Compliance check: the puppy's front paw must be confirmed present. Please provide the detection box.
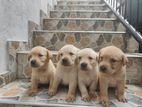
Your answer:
[89,92,97,100]
[100,97,109,107]
[48,89,56,96]
[66,94,75,102]
[81,94,90,102]
[117,95,127,103]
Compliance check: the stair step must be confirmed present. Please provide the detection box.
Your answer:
[32,30,132,51]
[0,80,142,107]
[50,10,115,18]
[57,0,103,5]
[43,18,125,31]
[54,4,108,10]
[17,50,142,84]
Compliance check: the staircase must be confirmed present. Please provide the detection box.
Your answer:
[2,0,142,107]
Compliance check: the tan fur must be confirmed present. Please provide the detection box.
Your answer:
[48,44,79,102]
[76,48,99,102]
[28,46,56,96]
[98,46,128,107]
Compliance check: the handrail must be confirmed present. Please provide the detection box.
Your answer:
[103,0,142,46]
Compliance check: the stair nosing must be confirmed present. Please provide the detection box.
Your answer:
[57,0,101,2]
[43,18,116,21]
[17,50,58,55]
[17,51,142,58]
[50,10,110,12]
[55,4,106,6]
[33,30,126,34]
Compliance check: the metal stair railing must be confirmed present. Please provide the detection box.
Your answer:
[103,0,142,46]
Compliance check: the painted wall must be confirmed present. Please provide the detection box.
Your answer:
[0,0,56,73]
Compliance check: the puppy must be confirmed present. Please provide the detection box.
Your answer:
[48,44,79,102]
[76,48,99,102]
[28,46,56,96]
[98,46,128,107]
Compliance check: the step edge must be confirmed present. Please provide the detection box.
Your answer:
[50,10,110,12]
[57,0,101,1]
[33,30,126,34]
[17,51,142,58]
[17,50,57,55]
[55,4,106,6]
[43,18,116,20]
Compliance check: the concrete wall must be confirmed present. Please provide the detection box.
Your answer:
[0,0,56,73]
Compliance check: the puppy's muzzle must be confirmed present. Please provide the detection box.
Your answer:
[80,62,88,71]
[62,58,70,66]
[30,60,39,68]
[99,65,107,73]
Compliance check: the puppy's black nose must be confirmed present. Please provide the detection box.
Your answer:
[100,65,107,73]
[62,58,69,65]
[31,60,36,66]
[81,63,87,68]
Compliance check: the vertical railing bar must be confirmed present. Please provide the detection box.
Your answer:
[137,0,139,29]
[103,0,142,46]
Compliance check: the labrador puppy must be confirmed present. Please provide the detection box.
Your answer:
[28,46,56,96]
[76,48,99,102]
[98,46,128,107]
[48,44,79,102]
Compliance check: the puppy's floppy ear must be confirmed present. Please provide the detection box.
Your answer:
[122,54,128,66]
[47,49,52,59]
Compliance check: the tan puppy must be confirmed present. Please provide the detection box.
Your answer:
[76,48,99,102]
[28,46,56,96]
[98,46,128,107]
[48,44,79,102]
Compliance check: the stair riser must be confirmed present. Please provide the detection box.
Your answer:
[32,31,138,53]
[17,52,142,85]
[57,1,103,5]
[54,5,108,10]
[50,11,115,18]
[43,19,125,31]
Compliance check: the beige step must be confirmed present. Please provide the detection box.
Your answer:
[43,18,125,31]
[50,10,115,18]
[32,30,138,53]
[54,4,108,10]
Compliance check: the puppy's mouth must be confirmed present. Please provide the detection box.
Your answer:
[80,63,88,71]
[30,60,39,68]
[61,58,71,66]
[99,65,108,73]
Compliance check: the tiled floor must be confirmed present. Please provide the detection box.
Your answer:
[0,80,142,107]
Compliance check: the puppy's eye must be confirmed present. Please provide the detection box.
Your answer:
[79,56,82,60]
[69,52,74,56]
[110,58,117,63]
[39,54,43,57]
[88,56,93,60]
